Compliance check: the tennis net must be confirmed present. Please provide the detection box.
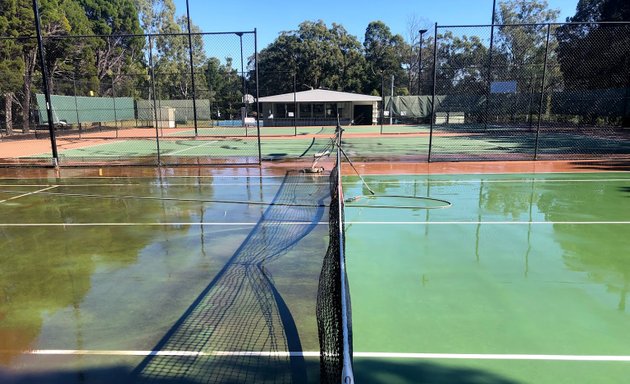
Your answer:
[316,128,355,384]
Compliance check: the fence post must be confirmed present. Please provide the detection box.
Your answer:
[380,72,384,134]
[389,74,394,125]
[534,24,551,161]
[185,0,198,136]
[293,72,297,136]
[32,0,59,167]
[483,23,497,131]
[73,77,81,138]
[428,22,438,163]
[148,35,161,165]
[112,78,119,138]
[254,29,262,164]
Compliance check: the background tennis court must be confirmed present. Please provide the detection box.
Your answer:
[3,123,627,166]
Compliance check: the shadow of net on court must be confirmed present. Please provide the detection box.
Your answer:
[132,171,329,383]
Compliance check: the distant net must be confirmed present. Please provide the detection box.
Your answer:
[316,127,355,384]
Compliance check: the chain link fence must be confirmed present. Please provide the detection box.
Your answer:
[1,22,628,166]
[0,31,260,166]
[428,22,630,161]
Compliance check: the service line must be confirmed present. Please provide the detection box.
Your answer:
[0,186,58,204]
[5,350,630,362]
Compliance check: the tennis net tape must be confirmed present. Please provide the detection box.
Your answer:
[316,150,355,384]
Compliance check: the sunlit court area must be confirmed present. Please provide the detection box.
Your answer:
[1,0,630,383]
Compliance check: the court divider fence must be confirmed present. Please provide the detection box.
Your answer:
[0,30,261,166]
[1,21,629,167]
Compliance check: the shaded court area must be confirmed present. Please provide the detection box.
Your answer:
[0,168,337,383]
[343,172,630,383]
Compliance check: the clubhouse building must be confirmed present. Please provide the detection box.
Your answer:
[257,89,381,126]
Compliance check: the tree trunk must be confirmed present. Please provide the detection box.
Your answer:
[22,48,38,134]
[22,80,31,134]
[4,93,13,135]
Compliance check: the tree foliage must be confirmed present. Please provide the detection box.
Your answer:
[256,20,366,96]
[363,21,410,95]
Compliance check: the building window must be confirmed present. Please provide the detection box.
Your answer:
[299,104,311,118]
[313,103,325,118]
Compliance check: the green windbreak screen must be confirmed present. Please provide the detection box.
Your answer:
[36,94,135,124]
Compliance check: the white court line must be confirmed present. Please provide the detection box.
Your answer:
[347,221,630,225]
[356,171,630,177]
[359,178,630,184]
[164,140,218,156]
[0,186,58,204]
[7,350,630,362]
[0,222,328,227]
[353,352,630,361]
[0,182,330,188]
[0,221,627,227]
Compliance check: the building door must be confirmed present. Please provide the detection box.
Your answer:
[353,105,372,125]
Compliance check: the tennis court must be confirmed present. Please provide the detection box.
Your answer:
[344,171,630,383]
[3,123,627,166]
[0,170,328,383]
[1,157,628,384]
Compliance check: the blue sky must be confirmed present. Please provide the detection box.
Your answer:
[173,0,580,48]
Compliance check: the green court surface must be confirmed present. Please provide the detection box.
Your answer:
[22,124,627,162]
[1,171,628,383]
[0,175,328,383]
[344,172,630,384]
[166,124,429,137]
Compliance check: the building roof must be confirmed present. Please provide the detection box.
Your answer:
[258,89,381,103]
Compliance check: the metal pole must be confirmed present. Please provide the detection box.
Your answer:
[112,79,119,138]
[484,3,497,131]
[254,29,262,164]
[32,0,59,167]
[73,77,81,138]
[428,23,438,162]
[185,0,198,136]
[390,74,394,125]
[417,29,427,95]
[293,72,297,136]
[534,24,551,161]
[380,72,384,134]
[237,32,246,133]
[148,35,161,165]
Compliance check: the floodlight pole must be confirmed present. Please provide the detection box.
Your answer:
[185,0,199,136]
[417,29,428,95]
[32,0,59,167]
